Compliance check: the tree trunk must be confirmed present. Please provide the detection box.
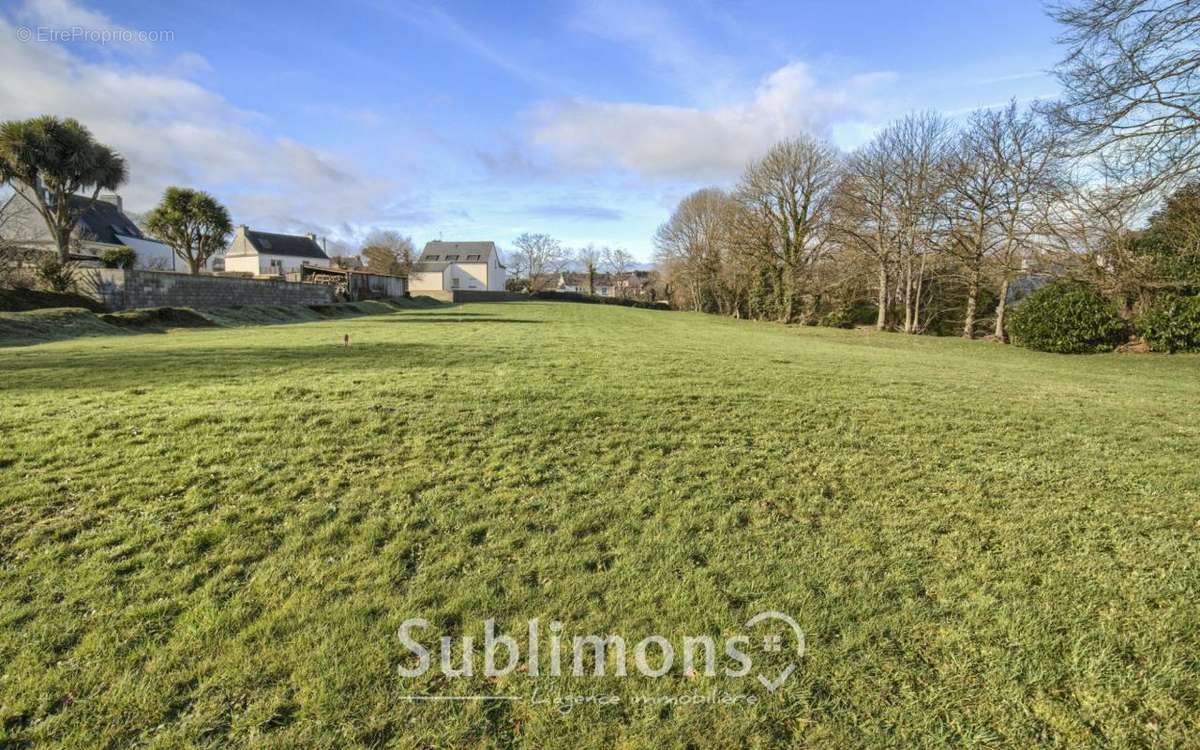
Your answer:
[902,257,914,334]
[189,257,202,275]
[913,251,928,334]
[994,278,1010,341]
[876,263,889,330]
[963,270,979,339]
[54,226,71,263]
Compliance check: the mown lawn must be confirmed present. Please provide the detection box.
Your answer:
[1,301,1197,748]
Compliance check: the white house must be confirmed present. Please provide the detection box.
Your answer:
[408,241,506,293]
[0,185,178,269]
[222,225,331,275]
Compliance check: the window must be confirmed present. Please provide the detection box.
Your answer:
[445,254,460,261]
[451,277,460,288]
[425,254,440,261]
[466,254,480,261]
[260,238,273,250]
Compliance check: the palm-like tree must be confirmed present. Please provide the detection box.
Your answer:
[0,116,128,262]
[145,187,233,275]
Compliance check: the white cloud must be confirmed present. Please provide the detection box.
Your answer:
[19,0,122,33]
[0,8,394,237]
[531,62,896,180]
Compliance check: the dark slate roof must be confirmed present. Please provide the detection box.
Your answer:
[246,230,330,260]
[69,196,144,245]
[418,240,503,267]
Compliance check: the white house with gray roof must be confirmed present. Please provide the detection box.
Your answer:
[409,240,506,293]
[222,225,332,275]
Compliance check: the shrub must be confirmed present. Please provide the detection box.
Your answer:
[1007,281,1128,353]
[99,246,137,269]
[1137,294,1200,352]
[35,258,77,293]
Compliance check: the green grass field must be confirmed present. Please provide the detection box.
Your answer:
[1,301,1197,748]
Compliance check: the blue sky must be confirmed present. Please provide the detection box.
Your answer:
[0,0,1065,260]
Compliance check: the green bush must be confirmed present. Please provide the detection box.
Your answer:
[35,258,77,293]
[1137,294,1200,352]
[1007,281,1128,353]
[99,246,137,269]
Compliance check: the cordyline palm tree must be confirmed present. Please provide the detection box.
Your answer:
[0,116,128,262]
[144,187,233,275]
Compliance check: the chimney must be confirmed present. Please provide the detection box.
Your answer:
[97,193,123,211]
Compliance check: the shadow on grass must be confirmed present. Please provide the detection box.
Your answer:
[372,316,547,324]
[0,340,534,395]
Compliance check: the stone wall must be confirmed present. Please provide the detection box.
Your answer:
[78,268,337,311]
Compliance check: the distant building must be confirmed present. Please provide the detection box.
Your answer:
[553,270,654,298]
[222,225,331,275]
[409,240,506,293]
[0,183,178,269]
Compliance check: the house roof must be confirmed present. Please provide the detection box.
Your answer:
[0,189,144,247]
[417,240,504,268]
[412,261,450,273]
[114,233,173,258]
[243,229,330,260]
[69,196,143,245]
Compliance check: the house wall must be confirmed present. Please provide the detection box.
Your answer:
[448,262,489,291]
[223,254,261,274]
[78,268,336,311]
[223,253,328,275]
[487,253,507,291]
[409,268,449,292]
[95,240,180,271]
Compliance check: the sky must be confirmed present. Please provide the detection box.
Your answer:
[0,0,1066,261]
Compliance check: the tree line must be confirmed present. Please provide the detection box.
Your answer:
[654,0,1200,343]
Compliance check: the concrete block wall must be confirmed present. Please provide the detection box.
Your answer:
[79,269,337,311]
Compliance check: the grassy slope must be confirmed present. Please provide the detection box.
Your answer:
[0,302,1197,749]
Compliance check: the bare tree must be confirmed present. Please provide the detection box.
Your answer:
[1046,0,1200,190]
[574,244,603,295]
[735,135,840,323]
[941,112,1006,338]
[979,103,1066,339]
[511,232,568,292]
[360,228,415,275]
[0,201,37,286]
[882,113,952,334]
[654,188,737,312]
[1042,176,1155,316]
[602,247,636,297]
[836,135,900,329]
